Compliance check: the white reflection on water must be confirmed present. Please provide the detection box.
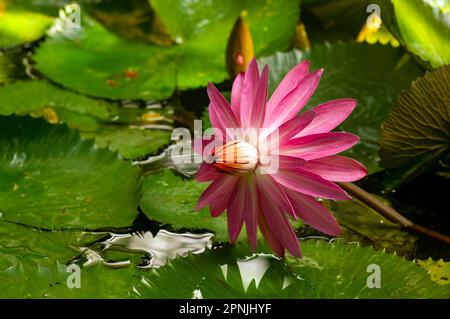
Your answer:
[81,229,214,269]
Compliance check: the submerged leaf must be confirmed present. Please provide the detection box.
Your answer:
[379,65,450,186]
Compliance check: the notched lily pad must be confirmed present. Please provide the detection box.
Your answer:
[379,65,450,187]
[0,80,173,159]
[0,115,141,228]
[34,0,300,100]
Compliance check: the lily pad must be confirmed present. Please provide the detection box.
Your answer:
[418,258,450,285]
[0,80,172,158]
[285,239,450,298]
[140,169,233,242]
[0,115,141,228]
[135,239,450,298]
[380,0,450,69]
[379,65,450,187]
[34,0,300,100]
[0,11,53,48]
[0,220,135,298]
[259,42,424,173]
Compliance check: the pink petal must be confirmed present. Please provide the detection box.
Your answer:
[271,166,350,200]
[255,174,296,219]
[297,98,356,137]
[227,176,259,247]
[193,137,214,156]
[258,190,301,257]
[258,214,285,257]
[266,60,310,116]
[240,58,259,129]
[227,184,245,243]
[265,110,315,146]
[277,155,307,169]
[264,69,323,132]
[303,155,368,182]
[195,174,238,212]
[279,132,359,160]
[283,187,341,236]
[231,73,244,114]
[207,83,241,141]
[246,64,268,129]
[195,163,221,182]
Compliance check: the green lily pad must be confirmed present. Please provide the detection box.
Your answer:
[0,220,136,298]
[417,258,450,285]
[0,11,53,48]
[34,0,300,100]
[0,80,172,158]
[381,0,450,69]
[379,65,450,188]
[140,169,233,242]
[285,239,450,298]
[0,115,141,228]
[135,239,450,298]
[259,42,424,174]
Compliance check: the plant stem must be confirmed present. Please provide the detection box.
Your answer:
[339,182,450,245]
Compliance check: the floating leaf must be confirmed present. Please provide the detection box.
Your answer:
[285,240,450,298]
[418,258,450,285]
[259,42,423,173]
[0,220,136,298]
[0,115,141,228]
[140,170,234,242]
[379,65,450,186]
[0,11,53,48]
[135,239,450,298]
[0,80,172,158]
[381,0,450,69]
[34,0,300,100]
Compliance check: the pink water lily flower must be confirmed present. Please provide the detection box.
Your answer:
[195,58,367,257]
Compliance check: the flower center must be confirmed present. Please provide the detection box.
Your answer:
[212,140,259,175]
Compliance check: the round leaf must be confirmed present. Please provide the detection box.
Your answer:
[0,115,141,228]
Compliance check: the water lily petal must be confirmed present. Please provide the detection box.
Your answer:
[240,58,259,128]
[297,98,356,137]
[207,82,241,141]
[279,132,359,160]
[284,187,341,236]
[195,174,238,211]
[258,188,301,257]
[247,64,269,129]
[195,163,222,182]
[264,69,323,131]
[231,72,244,114]
[272,166,350,200]
[255,174,296,219]
[228,176,259,247]
[303,155,368,182]
[266,60,310,116]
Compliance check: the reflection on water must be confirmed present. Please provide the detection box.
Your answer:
[235,254,272,292]
[79,229,214,269]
